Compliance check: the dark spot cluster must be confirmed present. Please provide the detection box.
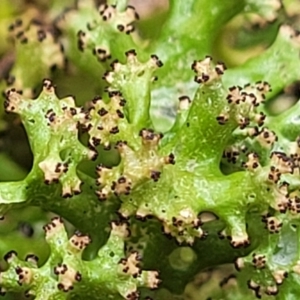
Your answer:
[230,237,250,249]
[54,263,82,292]
[227,86,247,105]
[268,166,282,184]
[257,128,278,147]
[168,216,204,242]
[96,164,111,181]
[8,19,53,45]
[99,4,138,34]
[86,91,126,148]
[262,216,283,234]
[150,54,163,68]
[43,78,54,92]
[111,176,132,196]
[96,161,134,200]
[63,183,82,198]
[45,162,68,185]
[287,195,300,214]
[119,251,141,277]
[192,57,226,84]
[8,18,23,31]
[8,18,27,44]
[15,266,32,286]
[216,81,270,129]
[255,81,272,94]
[254,112,266,127]
[150,170,161,182]
[238,116,250,129]
[221,231,250,249]
[270,151,294,175]
[222,146,243,164]
[139,128,163,146]
[4,88,22,112]
[43,217,63,233]
[70,231,91,250]
[126,291,140,300]
[193,72,209,84]
[54,263,67,275]
[242,152,260,171]
[245,267,288,298]
[252,253,266,269]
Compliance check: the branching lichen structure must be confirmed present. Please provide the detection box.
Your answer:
[1,0,300,299]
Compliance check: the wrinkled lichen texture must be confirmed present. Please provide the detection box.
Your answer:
[1,0,300,299]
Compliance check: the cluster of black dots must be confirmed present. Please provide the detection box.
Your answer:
[84,91,126,150]
[290,136,300,167]
[252,253,267,269]
[288,195,300,214]
[191,56,226,84]
[222,145,247,164]
[162,213,207,246]
[269,152,294,183]
[118,252,141,278]
[8,19,48,44]
[42,162,68,185]
[77,4,139,61]
[102,49,163,84]
[139,128,163,147]
[15,266,32,286]
[95,161,132,201]
[218,230,250,248]
[94,125,175,200]
[3,88,22,112]
[54,263,82,292]
[0,251,39,296]
[256,128,278,148]
[242,152,260,171]
[42,216,63,234]
[216,82,270,132]
[6,19,64,78]
[247,267,289,298]
[235,255,288,298]
[99,4,139,33]
[70,231,91,250]
[262,215,283,234]
[125,291,140,300]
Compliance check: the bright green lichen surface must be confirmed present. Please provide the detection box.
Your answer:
[2,0,300,299]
